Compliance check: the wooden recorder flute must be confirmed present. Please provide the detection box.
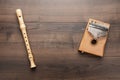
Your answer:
[16,9,36,69]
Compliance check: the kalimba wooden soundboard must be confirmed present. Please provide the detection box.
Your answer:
[79,18,110,57]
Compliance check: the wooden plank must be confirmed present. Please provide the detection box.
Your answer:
[0,57,120,80]
[0,0,119,23]
[0,14,119,23]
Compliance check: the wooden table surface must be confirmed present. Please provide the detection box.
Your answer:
[0,0,120,80]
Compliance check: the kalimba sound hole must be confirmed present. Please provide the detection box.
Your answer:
[91,39,97,45]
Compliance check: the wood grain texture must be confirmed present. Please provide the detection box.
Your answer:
[0,0,120,80]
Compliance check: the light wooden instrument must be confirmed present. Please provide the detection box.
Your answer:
[16,9,36,68]
[79,18,110,57]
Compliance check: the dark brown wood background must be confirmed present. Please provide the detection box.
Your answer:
[0,0,120,80]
